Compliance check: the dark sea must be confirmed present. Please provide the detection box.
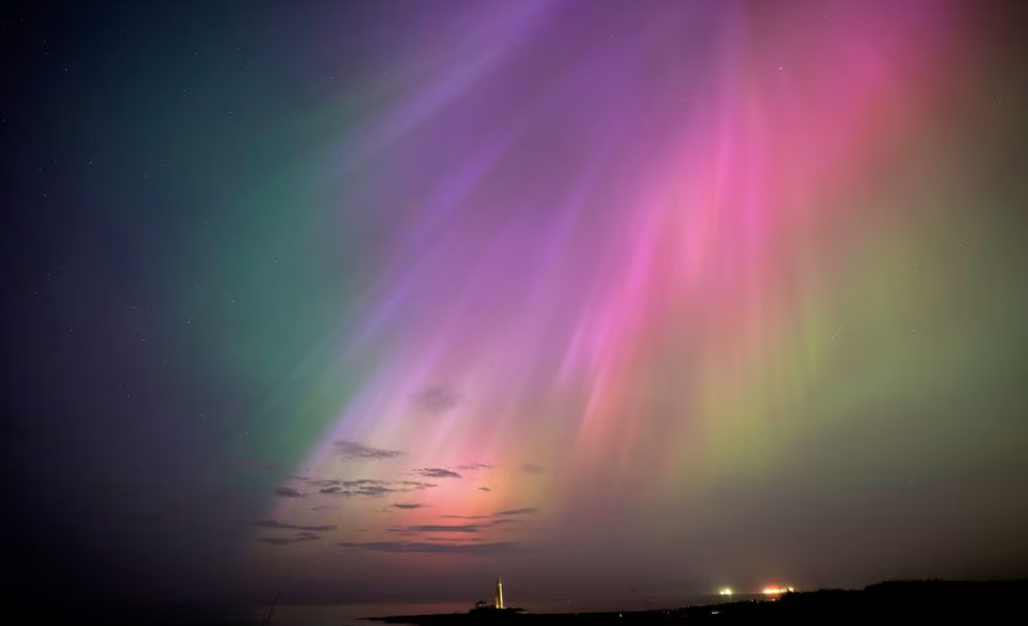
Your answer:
[101,595,754,626]
[104,602,472,626]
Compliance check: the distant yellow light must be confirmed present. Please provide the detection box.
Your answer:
[762,586,793,595]
[718,587,734,596]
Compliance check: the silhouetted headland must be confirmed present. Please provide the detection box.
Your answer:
[365,580,1028,625]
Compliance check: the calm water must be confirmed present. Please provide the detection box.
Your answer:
[108,595,757,626]
[93,602,471,626]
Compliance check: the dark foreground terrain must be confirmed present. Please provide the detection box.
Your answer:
[5,579,1025,625]
[367,580,1028,625]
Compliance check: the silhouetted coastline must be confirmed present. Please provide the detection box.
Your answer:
[365,580,1028,625]
[8,580,1026,626]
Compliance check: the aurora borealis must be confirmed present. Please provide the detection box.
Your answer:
[3,0,1028,612]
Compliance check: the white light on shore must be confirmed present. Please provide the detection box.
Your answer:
[718,587,734,596]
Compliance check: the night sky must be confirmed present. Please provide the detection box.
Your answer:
[2,0,1028,611]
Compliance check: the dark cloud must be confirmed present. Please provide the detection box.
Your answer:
[392,503,425,510]
[495,507,538,516]
[410,384,459,414]
[316,479,439,499]
[256,535,321,546]
[397,480,438,490]
[477,487,491,492]
[456,463,492,471]
[390,530,421,537]
[415,468,462,479]
[520,462,545,475]
[389,519,520,534]
[319,487,396,499]
[274,487,304,498]
[348,485,397,497]
[397,524,482,533]
[333,441,403,460]
[341,479,389,487]
[338,541,518,555]
[254,520,337,532]
[440,510,535,520]
[308,479,341,487]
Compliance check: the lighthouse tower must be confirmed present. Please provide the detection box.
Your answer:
[494,577,505,609]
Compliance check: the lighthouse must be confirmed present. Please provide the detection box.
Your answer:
[494,577,505,610]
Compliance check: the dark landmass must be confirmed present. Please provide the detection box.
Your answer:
[365,580,1028,625]
[5,579,1025,626]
